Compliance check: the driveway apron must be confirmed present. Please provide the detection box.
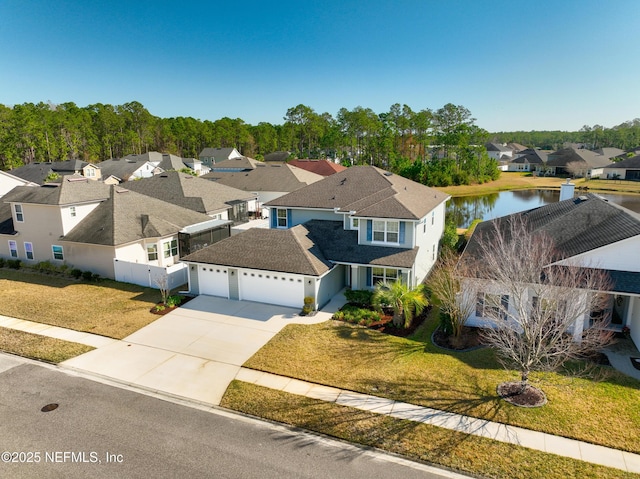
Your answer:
[62,296,329,405]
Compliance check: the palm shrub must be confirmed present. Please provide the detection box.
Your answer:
[372,281,428,328]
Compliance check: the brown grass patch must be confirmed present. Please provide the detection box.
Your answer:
[0,269,159,339]
[0,327,93,363]
[244,318,640,453]
[222,381,638,479]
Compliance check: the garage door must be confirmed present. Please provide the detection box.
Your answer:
[198,266,230,298]
[239,269,304,308]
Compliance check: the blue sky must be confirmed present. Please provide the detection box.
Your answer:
[1,0,639,132]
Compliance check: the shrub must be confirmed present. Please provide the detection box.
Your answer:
[0,258,6,268]
[7,259,21,269]
[344,289,374,307]
[70,268,83,279]
[82,270,94,281]
[166,295,183,307]
[36,261,56,273]
[337,304,382,326]
[301,305,313,315]
[439,311,453,335]
[303,296,314,306]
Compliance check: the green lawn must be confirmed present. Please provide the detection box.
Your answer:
[0,269,160,339]
[0,327,94,363]
[242,313,640,454]
[222,381,638,479]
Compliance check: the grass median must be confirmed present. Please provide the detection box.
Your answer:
[0,327,93,363]
[243,315,640,454]
[221,381,638,479]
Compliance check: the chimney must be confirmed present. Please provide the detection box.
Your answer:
[141,214,149,233]
[559,179,575,201]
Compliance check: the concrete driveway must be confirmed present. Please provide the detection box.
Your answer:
[62,295,339,405]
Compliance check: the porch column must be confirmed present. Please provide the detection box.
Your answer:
[351,266,359,290]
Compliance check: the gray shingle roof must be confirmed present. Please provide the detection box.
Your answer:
[202,163,324,192]
[181,225,333,276]
[61,186,212,246]
[9,161,91,185]
[211,156,260,170]
[97,157,155,181]
[463,194,640,263]
[121,171,255,215]
[263,151,291,162]
[546,148,611,168]
[486,143,511,152]
[511,149,549,164]
[199,147,237,159]
[154,153,190,171]
[3,176,111,206]
[265,166,449,220]
[603,154,640,169]
[181,219,418,274]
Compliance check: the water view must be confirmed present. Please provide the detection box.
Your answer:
[447,190,640,228]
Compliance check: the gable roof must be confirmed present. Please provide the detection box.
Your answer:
[153,153,190,171]
[211,156,260,170]
[547,147,611,168]
[595,147,625,159]
[265,166,449,220]
[97,157,156,181]
[9,160,92,185]
[511,149,549,164]
[61,186,212,246]
[507,142,528,153]
[603,154,640,169]
[3,176,111,206]
[199,147,238,159]
[288,159,347,176]
[486,143,511,152]
[202,163,324,192]
[181,225,333,276]
[121,171,255,215]
[463,194,640,263]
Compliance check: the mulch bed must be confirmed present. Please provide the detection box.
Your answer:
[432,326,484,351]
[497,381,547,407]
[368,307,430,337]
[150,295,195,315]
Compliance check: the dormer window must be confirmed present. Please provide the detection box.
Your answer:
[14,204,23,222]
[85,168,96,178]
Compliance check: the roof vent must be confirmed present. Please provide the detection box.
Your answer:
[384,172,393,176]
[115,188,129,194]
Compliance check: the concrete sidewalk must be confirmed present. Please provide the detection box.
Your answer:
[235,368,640,475]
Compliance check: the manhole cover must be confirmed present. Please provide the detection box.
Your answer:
[41,403,59,412]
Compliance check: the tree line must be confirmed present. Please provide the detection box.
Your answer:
[0,100,501,186]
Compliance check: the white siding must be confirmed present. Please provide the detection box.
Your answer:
[554,236,640,273]
[414,200,447,284]
[238,268,305,308]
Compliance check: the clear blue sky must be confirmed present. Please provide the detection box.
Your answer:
[1,0,639,132]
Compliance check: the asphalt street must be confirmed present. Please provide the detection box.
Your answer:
[0,358,464,479]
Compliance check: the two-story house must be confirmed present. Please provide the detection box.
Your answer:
[181,166,450,309]
[1,177,228,289]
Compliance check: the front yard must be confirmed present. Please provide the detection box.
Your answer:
[237,312,640,455]
[0,269,160,339]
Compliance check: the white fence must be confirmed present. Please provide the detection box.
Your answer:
[113,260,188,290]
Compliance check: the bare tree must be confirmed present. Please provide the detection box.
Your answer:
[427,249,480,348]
[152,272,170,305]
[466,216,613,394]
[565,161,586,178]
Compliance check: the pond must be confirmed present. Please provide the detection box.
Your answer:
[447,190,640,228]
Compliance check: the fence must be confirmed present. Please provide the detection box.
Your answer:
[113,260,188,290]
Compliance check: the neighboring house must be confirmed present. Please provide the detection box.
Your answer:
[595,147,625,160]
[485,143,514,161]
[9,160,101,185]
[210,156,260,172]
[146,152,198,175]
[460,193,640,349]
[603,154,640,180]
[263,151,291,162]
[507,149,550,172]
[1,177,227,289]
[199,147,242,167]
[121,171,258,224]
[288,159,347,176]
[546,147,610,177]
[202,163,324,216]
[97,156,158,182]
[0,170,38,197]
[182,166,450,309]
[506,142,528,154]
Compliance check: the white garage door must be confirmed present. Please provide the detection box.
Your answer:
[198,266,229,298]
[239,269,304,308]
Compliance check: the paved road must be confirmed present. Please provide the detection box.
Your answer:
[0,357,465,479]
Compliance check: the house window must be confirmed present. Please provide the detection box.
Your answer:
[532,296,567,323]
[147,244,158,261]
[373,220,399,243]
[351,218,359,230]
[14,204,23,222]
[431,211,435,225]
[52,245,64,260]
[476,293,509,320]
[372,267,399,285]
[24,242,34,260]
[8,240,17,258]
[277,208,288,228]
[85,168,96,178]
[163,239,178,258]
[70,206,76,217]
